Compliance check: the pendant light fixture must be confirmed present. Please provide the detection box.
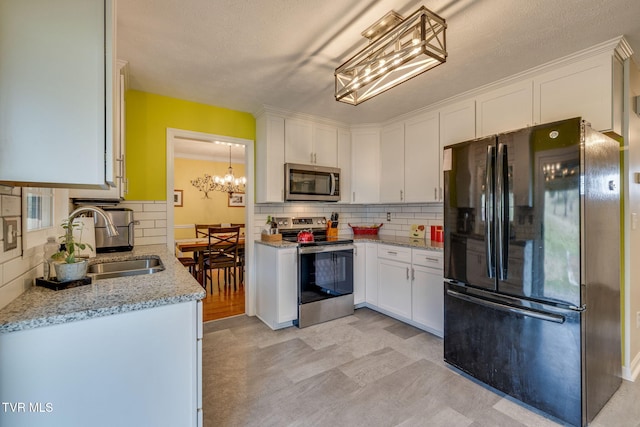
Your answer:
[335,6,447,105]
[190,143,246,198]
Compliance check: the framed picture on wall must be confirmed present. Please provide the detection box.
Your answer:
[228,192,245,207]
[174,190,183,207]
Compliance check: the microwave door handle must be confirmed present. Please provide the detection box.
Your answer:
[330,173,336,196]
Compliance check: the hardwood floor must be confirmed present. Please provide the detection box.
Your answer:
[201,268,245,322]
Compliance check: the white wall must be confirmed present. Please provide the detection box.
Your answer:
[626,59,640,380]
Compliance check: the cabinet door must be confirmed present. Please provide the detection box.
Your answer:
[337,129,352,203]
[378,259,412,319]
[350,128,380,203]
[379,123,405,203]
[285,117,314,164]
[533,53,618,133]
[412,265,444,336]
[278,248,298,323]
[440,99,476,148]
[365,243,379,305]
[476,80,533,137]
[0,0,114,187]
[313,123,338,167]
[353,243,366,305]
[405,112,440,202]
[256,114,285,202]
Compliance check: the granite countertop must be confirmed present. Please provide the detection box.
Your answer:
[0,245,205,334]
[256,234,444,252]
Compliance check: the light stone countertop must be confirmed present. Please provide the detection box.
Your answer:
[0,245,205,334]
[256,234,444,251]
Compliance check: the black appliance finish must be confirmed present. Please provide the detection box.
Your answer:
[276,216,355,328]
[443,118,621,426]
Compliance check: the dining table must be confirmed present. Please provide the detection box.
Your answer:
[175,237,245,285]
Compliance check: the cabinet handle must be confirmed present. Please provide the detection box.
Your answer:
[406,267,410,280]
[434,187,437,200]
[400,190,403,201]
[425,257,439,262]
[387,251,398,256]
[439,187,442,200]
[314,153,317,164]
[411,268,415,281]
[352,191,355,202]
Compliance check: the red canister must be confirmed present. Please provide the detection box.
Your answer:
[431,225,443,242]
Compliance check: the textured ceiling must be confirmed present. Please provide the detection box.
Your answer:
[118,0,640,125]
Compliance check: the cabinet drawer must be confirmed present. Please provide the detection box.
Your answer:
[378,244,412,263]
[412,249,443,269]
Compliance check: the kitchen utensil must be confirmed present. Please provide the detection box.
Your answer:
[296,229,315,242]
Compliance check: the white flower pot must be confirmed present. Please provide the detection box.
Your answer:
[54,259,89,282]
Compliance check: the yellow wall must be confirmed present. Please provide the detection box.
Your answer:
[174,157,245,239]
[125,91,256,200]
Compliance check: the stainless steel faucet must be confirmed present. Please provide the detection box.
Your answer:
[68,206,119,237]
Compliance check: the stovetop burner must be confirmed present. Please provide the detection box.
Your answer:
[274,216,353,246]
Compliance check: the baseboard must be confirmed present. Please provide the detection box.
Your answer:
[623,351,640,381]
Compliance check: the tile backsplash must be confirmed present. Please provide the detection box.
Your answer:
[254,203,443,238]
[0,186,41,311]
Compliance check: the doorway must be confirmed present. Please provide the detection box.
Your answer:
[165,128,255,322]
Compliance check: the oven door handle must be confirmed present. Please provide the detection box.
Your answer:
[298,244,355,254]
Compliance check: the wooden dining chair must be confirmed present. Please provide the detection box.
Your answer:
[195,223,221,238]
[202,226,240,293]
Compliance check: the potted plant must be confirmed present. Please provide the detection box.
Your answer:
[51,219,93,282]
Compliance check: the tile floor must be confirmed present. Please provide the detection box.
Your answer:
[202,308,640,427]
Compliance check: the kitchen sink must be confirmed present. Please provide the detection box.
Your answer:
[87,256,165,280]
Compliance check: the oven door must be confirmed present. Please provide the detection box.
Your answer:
[298,244,354,304]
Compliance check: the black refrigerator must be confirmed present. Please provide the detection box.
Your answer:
[442,117,621,426]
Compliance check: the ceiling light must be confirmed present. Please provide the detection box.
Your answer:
[335,6,447,106]
[190,144,246,198]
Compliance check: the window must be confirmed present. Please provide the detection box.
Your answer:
[25,187,54,232]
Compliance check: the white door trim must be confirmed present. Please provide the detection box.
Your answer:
[166,128,256,317]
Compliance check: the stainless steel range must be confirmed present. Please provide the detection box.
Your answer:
[275,216,354,328]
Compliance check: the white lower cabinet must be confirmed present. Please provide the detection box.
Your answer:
[0,301,201,427]
[255,244,298,329]
[411,250,444,337]
[363,243,443,336]
[378,258,412,319]
[364,243,379,305]
[353,242,366,305]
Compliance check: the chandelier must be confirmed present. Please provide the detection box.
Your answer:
[190,144,246,198]
[335,6,447,105]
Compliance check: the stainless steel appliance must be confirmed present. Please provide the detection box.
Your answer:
[284,163,341,202]
[443,118,621,427]
[276,216,354,327]
[95,208,135,253]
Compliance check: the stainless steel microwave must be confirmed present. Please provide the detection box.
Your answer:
[284,163,341,202]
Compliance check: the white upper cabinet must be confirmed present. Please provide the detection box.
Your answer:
[379,123,405,203]
[405,111,440,203]
[256,113,286,203]
[439,99,476,148]
[70,61,129,200]
[350,127,380,203]
[285,118,338,167]
[337,129,352,203]
[0,0,115,188]
[476,80,534,137]
[533,51,624,134]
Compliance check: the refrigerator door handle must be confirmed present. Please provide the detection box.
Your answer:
[485,145,495,278]
[496,142,508,280]
[446,289,566,324]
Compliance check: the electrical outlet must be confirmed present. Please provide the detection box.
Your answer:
[387,212,391,221]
